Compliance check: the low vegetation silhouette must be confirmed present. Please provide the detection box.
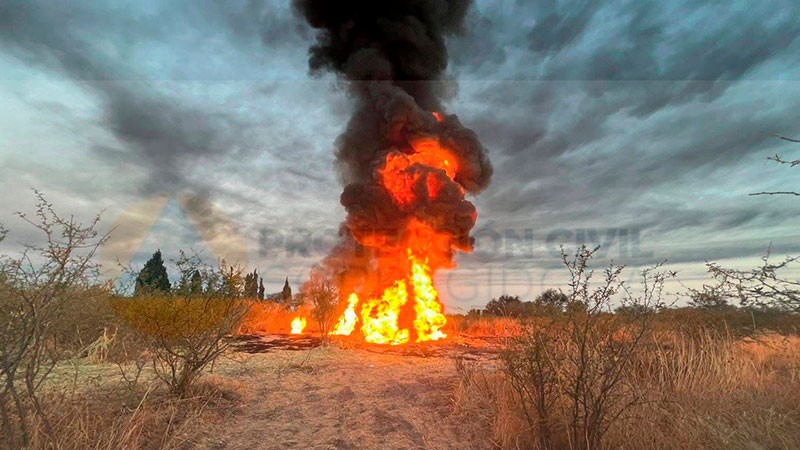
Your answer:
[1,186,799,449]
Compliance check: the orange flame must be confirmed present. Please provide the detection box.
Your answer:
[339,252,448,345]
[408,137,457,179]
[360,280,410,345]
[410,254,447,342]
[290,316,306,334]
[378,138,458,207]
[331,121,458,345]
[332,293,359,335]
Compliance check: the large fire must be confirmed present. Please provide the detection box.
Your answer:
[332,251,447,345]
[329,124,455,345]
[295,2,492,347]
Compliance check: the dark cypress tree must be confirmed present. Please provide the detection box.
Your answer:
[218,266,240,299]
[177,272,190,294]
[134,250,170,295]
[243,269,259,298]
[189,270,203,297]
[243,272,252,297]
[281,277,292,303]
[258,277,265,301]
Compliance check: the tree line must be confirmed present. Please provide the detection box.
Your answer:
[474,284,795,320]
[133,249,292,302]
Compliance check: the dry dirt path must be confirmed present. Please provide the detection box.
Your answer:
[197,336,498,450]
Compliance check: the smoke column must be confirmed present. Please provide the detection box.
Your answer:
[293,0,493,298]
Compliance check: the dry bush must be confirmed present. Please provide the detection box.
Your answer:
[112,253,250,397]
[0,192,110,448]
[0,195,250,448]
[47,286,116,355]
[457,328,800,449]
[706,248,800,312]
[457,246,673,450]
[112,295,247,398]
[304,275,339,344]
[500,247,670,449]
[457,331,800,449]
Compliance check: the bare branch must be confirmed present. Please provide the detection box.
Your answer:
[749,191,800,197]
[776,135,800,144]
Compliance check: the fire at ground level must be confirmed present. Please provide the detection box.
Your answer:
[286,249,452,346]
[230,332,503,358]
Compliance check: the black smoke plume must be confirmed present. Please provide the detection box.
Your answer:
[294,0,493,293]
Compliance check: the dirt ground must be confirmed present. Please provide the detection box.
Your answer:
[191,335,500,450]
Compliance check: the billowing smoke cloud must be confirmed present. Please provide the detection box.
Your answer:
[293,0,493,293]
[0,0,270,195]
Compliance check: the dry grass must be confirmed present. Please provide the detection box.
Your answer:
[17,374,245,450]
[455,331,800,449]
[447,315,526,337]
[10,328,800,450]
[453,359,527,449]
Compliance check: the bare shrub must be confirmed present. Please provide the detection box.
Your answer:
[719,140,800,312]
[0,191,109,447]
[500,246,673,450]
[114,254,248,398]
[457,250,800,449]
[460,330,800,450]
[706,248,800,313]
[304,275,339,344]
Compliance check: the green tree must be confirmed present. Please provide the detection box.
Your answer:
[243,269,259,298]
[217,265,243,299]
[258,277,265,300]
[281,277,292,303]
[485,294,523,317]
[135,250,170,295]
[177,268,202,297]
[189,270,203,297]
[532,289,569,316]
[689,289,729,309]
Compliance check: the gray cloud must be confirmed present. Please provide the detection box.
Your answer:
[528,0,601,55]
[2,0,800,304]
[0,0,303,195]
[441,0,800,271]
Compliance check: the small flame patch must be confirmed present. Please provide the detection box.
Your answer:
[290,316,306,334]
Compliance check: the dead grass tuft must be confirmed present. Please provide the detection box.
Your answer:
[455,331,800,449]
[22,377,245,450]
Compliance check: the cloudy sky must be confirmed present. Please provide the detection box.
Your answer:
[1,0,799,310]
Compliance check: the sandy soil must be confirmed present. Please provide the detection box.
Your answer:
[192,335,499,450]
